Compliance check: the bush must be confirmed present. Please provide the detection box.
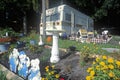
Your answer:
[0,70,7,80]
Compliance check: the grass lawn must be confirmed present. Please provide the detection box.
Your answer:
[47,35,120,53]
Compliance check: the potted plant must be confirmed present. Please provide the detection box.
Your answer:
[0,27,19,53]
[0,27,19,42]
[29,30,39,45]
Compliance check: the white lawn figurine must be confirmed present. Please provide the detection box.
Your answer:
[38,35,44,46]
[9,48,19,73]
[28,58,41,80]
[18,54,30,79]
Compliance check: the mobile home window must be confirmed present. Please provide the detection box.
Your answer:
[51,13,60,21]
[46,16,50,21]
[65,13,71,21]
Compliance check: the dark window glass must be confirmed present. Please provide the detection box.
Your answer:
[65,13,71,21]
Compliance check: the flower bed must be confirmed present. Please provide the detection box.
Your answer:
[86,55,120,80]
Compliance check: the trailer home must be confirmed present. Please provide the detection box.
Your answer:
[40,4,94,36]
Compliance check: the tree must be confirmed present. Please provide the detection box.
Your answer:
[4,0,40,34]
[74,0,120,21]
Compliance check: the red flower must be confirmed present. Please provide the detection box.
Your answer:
[60,77,65,80]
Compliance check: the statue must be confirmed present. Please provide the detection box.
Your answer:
[18,54,30,79]
[28,58,41,80]
[9,48,19,73]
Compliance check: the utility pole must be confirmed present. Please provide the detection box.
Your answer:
[71,11,74,34]
[46,0,49,9]
[38,0,46,45]
[42,0,46,40]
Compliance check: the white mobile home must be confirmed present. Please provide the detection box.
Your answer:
[40,4,94,36]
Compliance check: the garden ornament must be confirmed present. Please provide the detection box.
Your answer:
[19,50,26,55]
[38,35,44,45]
[18,54,30,78]
[9,48,19,73]
[6,32,8,36]
[12,48,19,56]
[46,29,64,63]
[28,58,41,80]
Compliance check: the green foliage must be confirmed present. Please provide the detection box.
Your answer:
[42,65,60,80]
[0,70,7,80]
[20,30,39,43]
[28,45,43,53]
[58,36,120,53]
[32,0,40,12]
[5,0,40,12]
[0,0,5,10]
[0,27,19,37]
[19,30,42,53]
[74,0,120,20]
[39,48,51,62]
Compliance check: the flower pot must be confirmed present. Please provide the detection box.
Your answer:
[0,44,7,53]
[30,40,36,45]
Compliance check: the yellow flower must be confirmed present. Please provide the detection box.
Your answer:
[86,76,91,80]
[100,62,105,66]
[45,66,49,70]
[96,65,100,70]
[51,71,54,74]
[108,58,114,63]
[108,64,114,69]
[87,68,92,73]
[41,78,48,80]
[116,61,120,66]
[103,65,108,70]
[91,76,94,80]
[93,61,96,64]
[103,70,107,73]
[102,56,107,59]
[45,66,49,72]
[108,72,114,77]
[83,46,86,48]
[45,68,49,72]
[51,65,55,69]
[55,74,60,78]
[48,72,51,75]
[90,71,95,76]
[41,78,45,80]
[96,57,100,62]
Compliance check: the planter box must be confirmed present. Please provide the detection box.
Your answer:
[0,37,11,43]
[0,44,7,54]
[0,43,10,54]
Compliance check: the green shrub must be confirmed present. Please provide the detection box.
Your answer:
[0,70,7,80]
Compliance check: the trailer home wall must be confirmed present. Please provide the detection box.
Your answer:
[40,4,94,36]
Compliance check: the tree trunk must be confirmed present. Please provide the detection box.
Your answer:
[23,12,27,35]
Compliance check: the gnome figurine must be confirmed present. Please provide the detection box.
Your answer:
[18,54,30,78]
[9,48,19,73]
[28,58,41,80]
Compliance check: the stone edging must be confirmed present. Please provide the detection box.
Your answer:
[0,64,24,80]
